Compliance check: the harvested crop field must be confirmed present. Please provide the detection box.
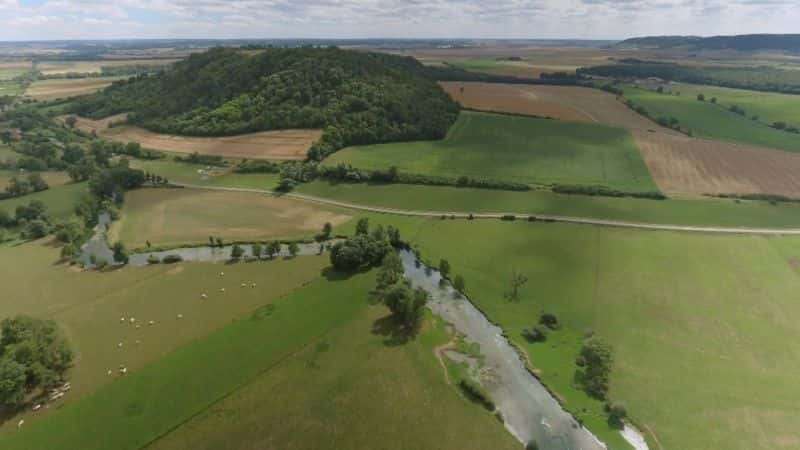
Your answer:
[25,77,122,100]
[635,131,800,197]
[71,115,321,160]
[110,188,352,248]
[441,82,671,132]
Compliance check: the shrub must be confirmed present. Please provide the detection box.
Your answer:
[522,325,549,342]
[162,254,183,264]
[230,244,245,260]
[525,441,540,450]
[552,184,666,200]
[500,215,516,221]
[577,337,614,400]
[539,312,560,329]
[147,255,160,265]
[95,258,109,270]
[607,402,627,429]
[458,379,495,411]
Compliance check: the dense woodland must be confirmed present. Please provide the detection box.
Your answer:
[70,47,461,160]
[580,62,800,94]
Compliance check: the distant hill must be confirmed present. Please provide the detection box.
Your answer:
[617,34,800,53]
[70,47,460,160]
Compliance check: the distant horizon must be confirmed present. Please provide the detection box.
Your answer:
[1,33,799,45]
[2,0,798,42]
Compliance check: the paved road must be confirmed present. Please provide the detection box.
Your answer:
[173,183,800,236]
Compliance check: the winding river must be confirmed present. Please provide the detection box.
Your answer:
[399,249,608,450]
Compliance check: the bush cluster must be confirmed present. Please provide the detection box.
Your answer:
[551,184,666,200]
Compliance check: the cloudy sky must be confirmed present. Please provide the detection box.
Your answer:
[1,0,797,41]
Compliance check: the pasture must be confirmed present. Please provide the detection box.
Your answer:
[109,188,352,248]
[72,116,321,160]
[25,77,123,101]
[0,265,518,450]
[0,182,87,221]
[667,82,800,127]
[411,219,800,450]
[0,242,328,433]
[129,159,281,191]
[623,85,800,152]
[298,181,800,228]
[325,111,659,192]
[0,170,72,190]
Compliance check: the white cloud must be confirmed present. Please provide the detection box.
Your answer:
[0,0,798,40]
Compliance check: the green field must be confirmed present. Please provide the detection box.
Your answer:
[409,219,800,450]
[110,188,353,248]
[0,170,72,190]
[665,82,800,127]
[0,80,25,96]
[623,85,800,151]
[0,242,329,425]
[298,181,800,229]
[0,257,518,450]
[0,145,20,164]
[130,158,281,190]
[325,111,660,192]
[0,182,87,221]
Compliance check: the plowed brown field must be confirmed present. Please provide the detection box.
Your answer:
[634,131,800,197]
[68,115,321,160]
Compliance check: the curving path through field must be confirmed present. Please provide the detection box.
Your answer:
[172,183,800,235]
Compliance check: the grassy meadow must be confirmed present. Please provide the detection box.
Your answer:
[130,158,281,190]
[325,111,660,192]
[0,170,72,190]
[298,181,800,229]
[0,182,87,221]
[0,263,518,450]
[110,188,353,248]
[409,219,800,450]
[666,82,800,126]
[623,85,800,151]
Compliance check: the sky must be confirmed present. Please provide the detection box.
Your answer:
[0,0,798,41]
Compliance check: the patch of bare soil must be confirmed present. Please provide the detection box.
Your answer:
[634,131,800,197]
[68,115,320,160]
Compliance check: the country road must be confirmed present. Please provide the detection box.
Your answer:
[173,183,800,236]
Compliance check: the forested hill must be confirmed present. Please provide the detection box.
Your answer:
[617,34,800,53]
[70,47,460,160]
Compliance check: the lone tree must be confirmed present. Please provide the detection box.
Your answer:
[266,241,282,259]
[438,259,451,279]
[231,244,245,260]
[375,253,429,333]
[112,242,129,264]
[505,269,528,302]
[322,222,333,239]
[251,243,262,259]
[696,93,705,102]
[453,275,466,294]
[577,337,614,400]
[64,115,77,128]
[288,242,300,257]
[355,218,369,235]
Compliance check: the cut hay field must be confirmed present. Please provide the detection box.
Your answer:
[109,188,352,248]
[36,59,180,76]
[623,85,800,152]
[0,241,328,433]
[634,132,800,197]
[411,219,800,450]
[72,116,321,160]
[0,260,518,450]
[298,181,800,229]
[0,182,87,221]
[440,82,663,132]
[25,77,123,101]
[325,111,659,192]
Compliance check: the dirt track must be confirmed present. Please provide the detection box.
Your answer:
[175,183,800,236]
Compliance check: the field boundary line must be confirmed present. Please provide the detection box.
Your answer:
[171,183,800,235]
